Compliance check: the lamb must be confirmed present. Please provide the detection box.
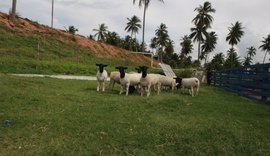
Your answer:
[96,63,108,92]
[115,66,141,96]
[174,77,200,97]
[139,66,161,97]
[158,75,176,91]
[109,71,120,91]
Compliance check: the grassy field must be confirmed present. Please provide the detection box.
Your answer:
[1,74,270,155]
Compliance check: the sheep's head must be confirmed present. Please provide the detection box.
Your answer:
[96,64,108,73]
[139,66,148,78]
[115,66,128,78]
[174,77,182,89]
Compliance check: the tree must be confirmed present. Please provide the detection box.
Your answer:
[192,1,216,28]
[106,31,121,46]
[224,48,241,68]
[93,23,108,41]
[190,25,208,61]
[179,35,193,68]
[209,53,225,70]
[68,26,78,35]
[201,31,218,65]
[125,15,141,50]
[191,1,215,63]
[243,46,256,66]
[226,21,244,68]
[133,0,164,51]
[10,0,17,21]
[51,0,54,28]
[155,23,170,62]
[259,34,270,64]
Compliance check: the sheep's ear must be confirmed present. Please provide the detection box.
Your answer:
[96,64,100,66]
[124,67,128,70]
[115,67,119,69]
[104,64,108,67]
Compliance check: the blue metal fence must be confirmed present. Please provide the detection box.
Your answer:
[210,63,270,104]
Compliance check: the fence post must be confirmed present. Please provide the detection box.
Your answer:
[261,65,268,101]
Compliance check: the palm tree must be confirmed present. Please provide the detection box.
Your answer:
[224,48,241,68]
[259,34,270,64]
[93,23,108,42]
[201,31,218,64]
[133,0,164,51]
[243,46,256,66]
[10,0,17,21]
[180,35,193,56]
[125,15,141,50]
[210,53,225,70]
[190,25,208,61]
[192,1,216,28]
[226,21,244,48]
[226,21,244,68]
[191,1,215,64]
[155,23,170,62]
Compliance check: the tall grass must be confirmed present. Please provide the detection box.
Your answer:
[1,74,270,155]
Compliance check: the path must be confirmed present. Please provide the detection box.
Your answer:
[10,74,98,81]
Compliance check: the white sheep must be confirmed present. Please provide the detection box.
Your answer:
[109,71,120,91]
[174,77,200,97]
[139,66,161,97]
[96,63,108,92]
[158,75,176,91]
[116,66,141,96]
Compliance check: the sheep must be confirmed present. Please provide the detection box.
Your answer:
[96,63,108,92]
[110,68,141,91]
[139,66,161,97]
[174,77,200,97]
[158,75,176,91]
[109,71,120,91]
[115,66,141,96]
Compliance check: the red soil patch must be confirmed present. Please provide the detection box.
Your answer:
[0,12,159,67]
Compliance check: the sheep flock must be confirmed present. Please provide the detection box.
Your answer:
[96,64,200,97]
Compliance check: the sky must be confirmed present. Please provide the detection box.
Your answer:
[1,0,270,64]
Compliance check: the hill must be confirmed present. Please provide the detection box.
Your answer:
[0,12,158,75]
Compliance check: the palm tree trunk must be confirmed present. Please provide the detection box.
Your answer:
[198,40,201,64]
[263,51,267,64]
[142,2,147,52]
[231,45,233,68]
[11,0,17,21]
[51,0,54,28]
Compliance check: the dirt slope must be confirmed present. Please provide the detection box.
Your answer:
[0,12,159,66]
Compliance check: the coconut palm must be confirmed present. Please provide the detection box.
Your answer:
[190,25,208,61]
[243,46,256,66]
[224,48,241,68]
[201,31,218,64]
[226,21,244,48]
[125,15,141,50]
[192,1,216,28]
[191,1,215,65]
[51,0,54,28]
[180,35,193,56]
[133,0,164,51]
[155,23,170,62]
[259,34,270,64]
[93,23,108,41]
[210,53,225,70]
[226,21,244,68]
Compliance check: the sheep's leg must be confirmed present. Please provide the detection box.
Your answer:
[196,85,199,96]
[191,87,194,97]
[119,85,124,95]
[147,85,151,97]
[97,82,100,91]
[157,83,161,95]
[102,81,105,92]
[125,84,129,96]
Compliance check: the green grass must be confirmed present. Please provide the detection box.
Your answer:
[1,74,270,155]
[0,24,152,75]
